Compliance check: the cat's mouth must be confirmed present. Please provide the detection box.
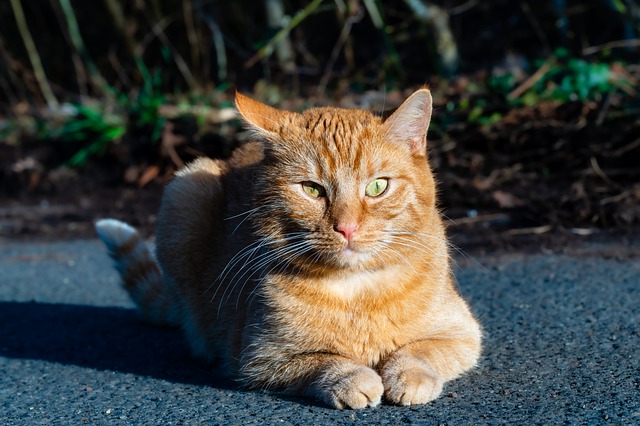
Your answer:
[291,235,380,271]
[341,247,360,256]
[335,244,374,267]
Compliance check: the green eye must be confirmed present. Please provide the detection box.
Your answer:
[365,178,388,197]
[301,181,326,198]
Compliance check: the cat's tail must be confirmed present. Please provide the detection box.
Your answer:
[95,219,179,326]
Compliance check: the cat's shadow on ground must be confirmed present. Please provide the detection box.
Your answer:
[0,301,235,389]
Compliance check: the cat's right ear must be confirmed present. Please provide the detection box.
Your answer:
[235,92,287,135]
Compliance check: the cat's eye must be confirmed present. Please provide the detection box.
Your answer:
[301,181,326,198]
[365,178,389,197]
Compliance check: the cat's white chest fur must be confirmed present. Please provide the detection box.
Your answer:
[320,266,404,301]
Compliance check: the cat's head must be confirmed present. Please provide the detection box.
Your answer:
[236,88,443,274]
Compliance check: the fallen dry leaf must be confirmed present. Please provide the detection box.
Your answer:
[138,165,160,187]
[492,190,524,208]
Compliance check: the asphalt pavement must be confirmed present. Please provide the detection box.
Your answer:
[1,237,639,425]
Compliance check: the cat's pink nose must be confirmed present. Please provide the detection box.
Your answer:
[334,222,359,242]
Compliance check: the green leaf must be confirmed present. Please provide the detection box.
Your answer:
[468,106,483,122]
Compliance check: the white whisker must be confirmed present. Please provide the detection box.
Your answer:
[380,236,450,282]
[240,244,316,309]
[227,240,311,310]
[212,233,311,316]
[224,205,264,221]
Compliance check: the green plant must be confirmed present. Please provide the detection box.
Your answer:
[123,67,167,143]
[517,49,633,104]
[47,104,126,167]
[47,66,168,168]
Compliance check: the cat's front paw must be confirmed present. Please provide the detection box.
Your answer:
[315,365,384,409]
[381,356,443,406]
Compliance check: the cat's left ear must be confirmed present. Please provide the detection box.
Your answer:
[383,88,432,157]
[235,91,289,134]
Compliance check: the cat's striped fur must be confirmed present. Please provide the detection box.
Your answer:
[96,88,482,409]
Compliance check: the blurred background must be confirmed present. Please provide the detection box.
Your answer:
[1,0,639,247]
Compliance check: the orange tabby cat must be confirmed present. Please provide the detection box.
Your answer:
[95,88,481,409]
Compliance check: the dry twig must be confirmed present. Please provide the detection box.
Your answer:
[403,0,458,74]
[318,5,364,93]
[57,0,111,96]
[503,225,552,236]
[245,0,324,69]
[10,0,58,108]
[590,156,618,187]
[194,0,227,81]
[508,61,551,100]
[583,39,640,56]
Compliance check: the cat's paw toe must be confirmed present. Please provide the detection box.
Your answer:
[382,358,443,406]
[320,366,384,409]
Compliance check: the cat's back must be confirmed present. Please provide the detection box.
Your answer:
[160,140,263,220]
[155,141,263,283]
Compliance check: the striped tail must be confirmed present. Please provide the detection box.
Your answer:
[95,219,179,326]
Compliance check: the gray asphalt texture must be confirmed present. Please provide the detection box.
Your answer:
[1,238,639,425]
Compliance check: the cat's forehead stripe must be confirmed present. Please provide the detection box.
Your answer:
[302,110,374,171]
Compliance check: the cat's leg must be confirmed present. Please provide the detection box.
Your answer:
[243,353,384,409]
[305,355,384,409]
[380,332,481,406]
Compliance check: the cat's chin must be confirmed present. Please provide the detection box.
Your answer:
[334,247,375,269]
